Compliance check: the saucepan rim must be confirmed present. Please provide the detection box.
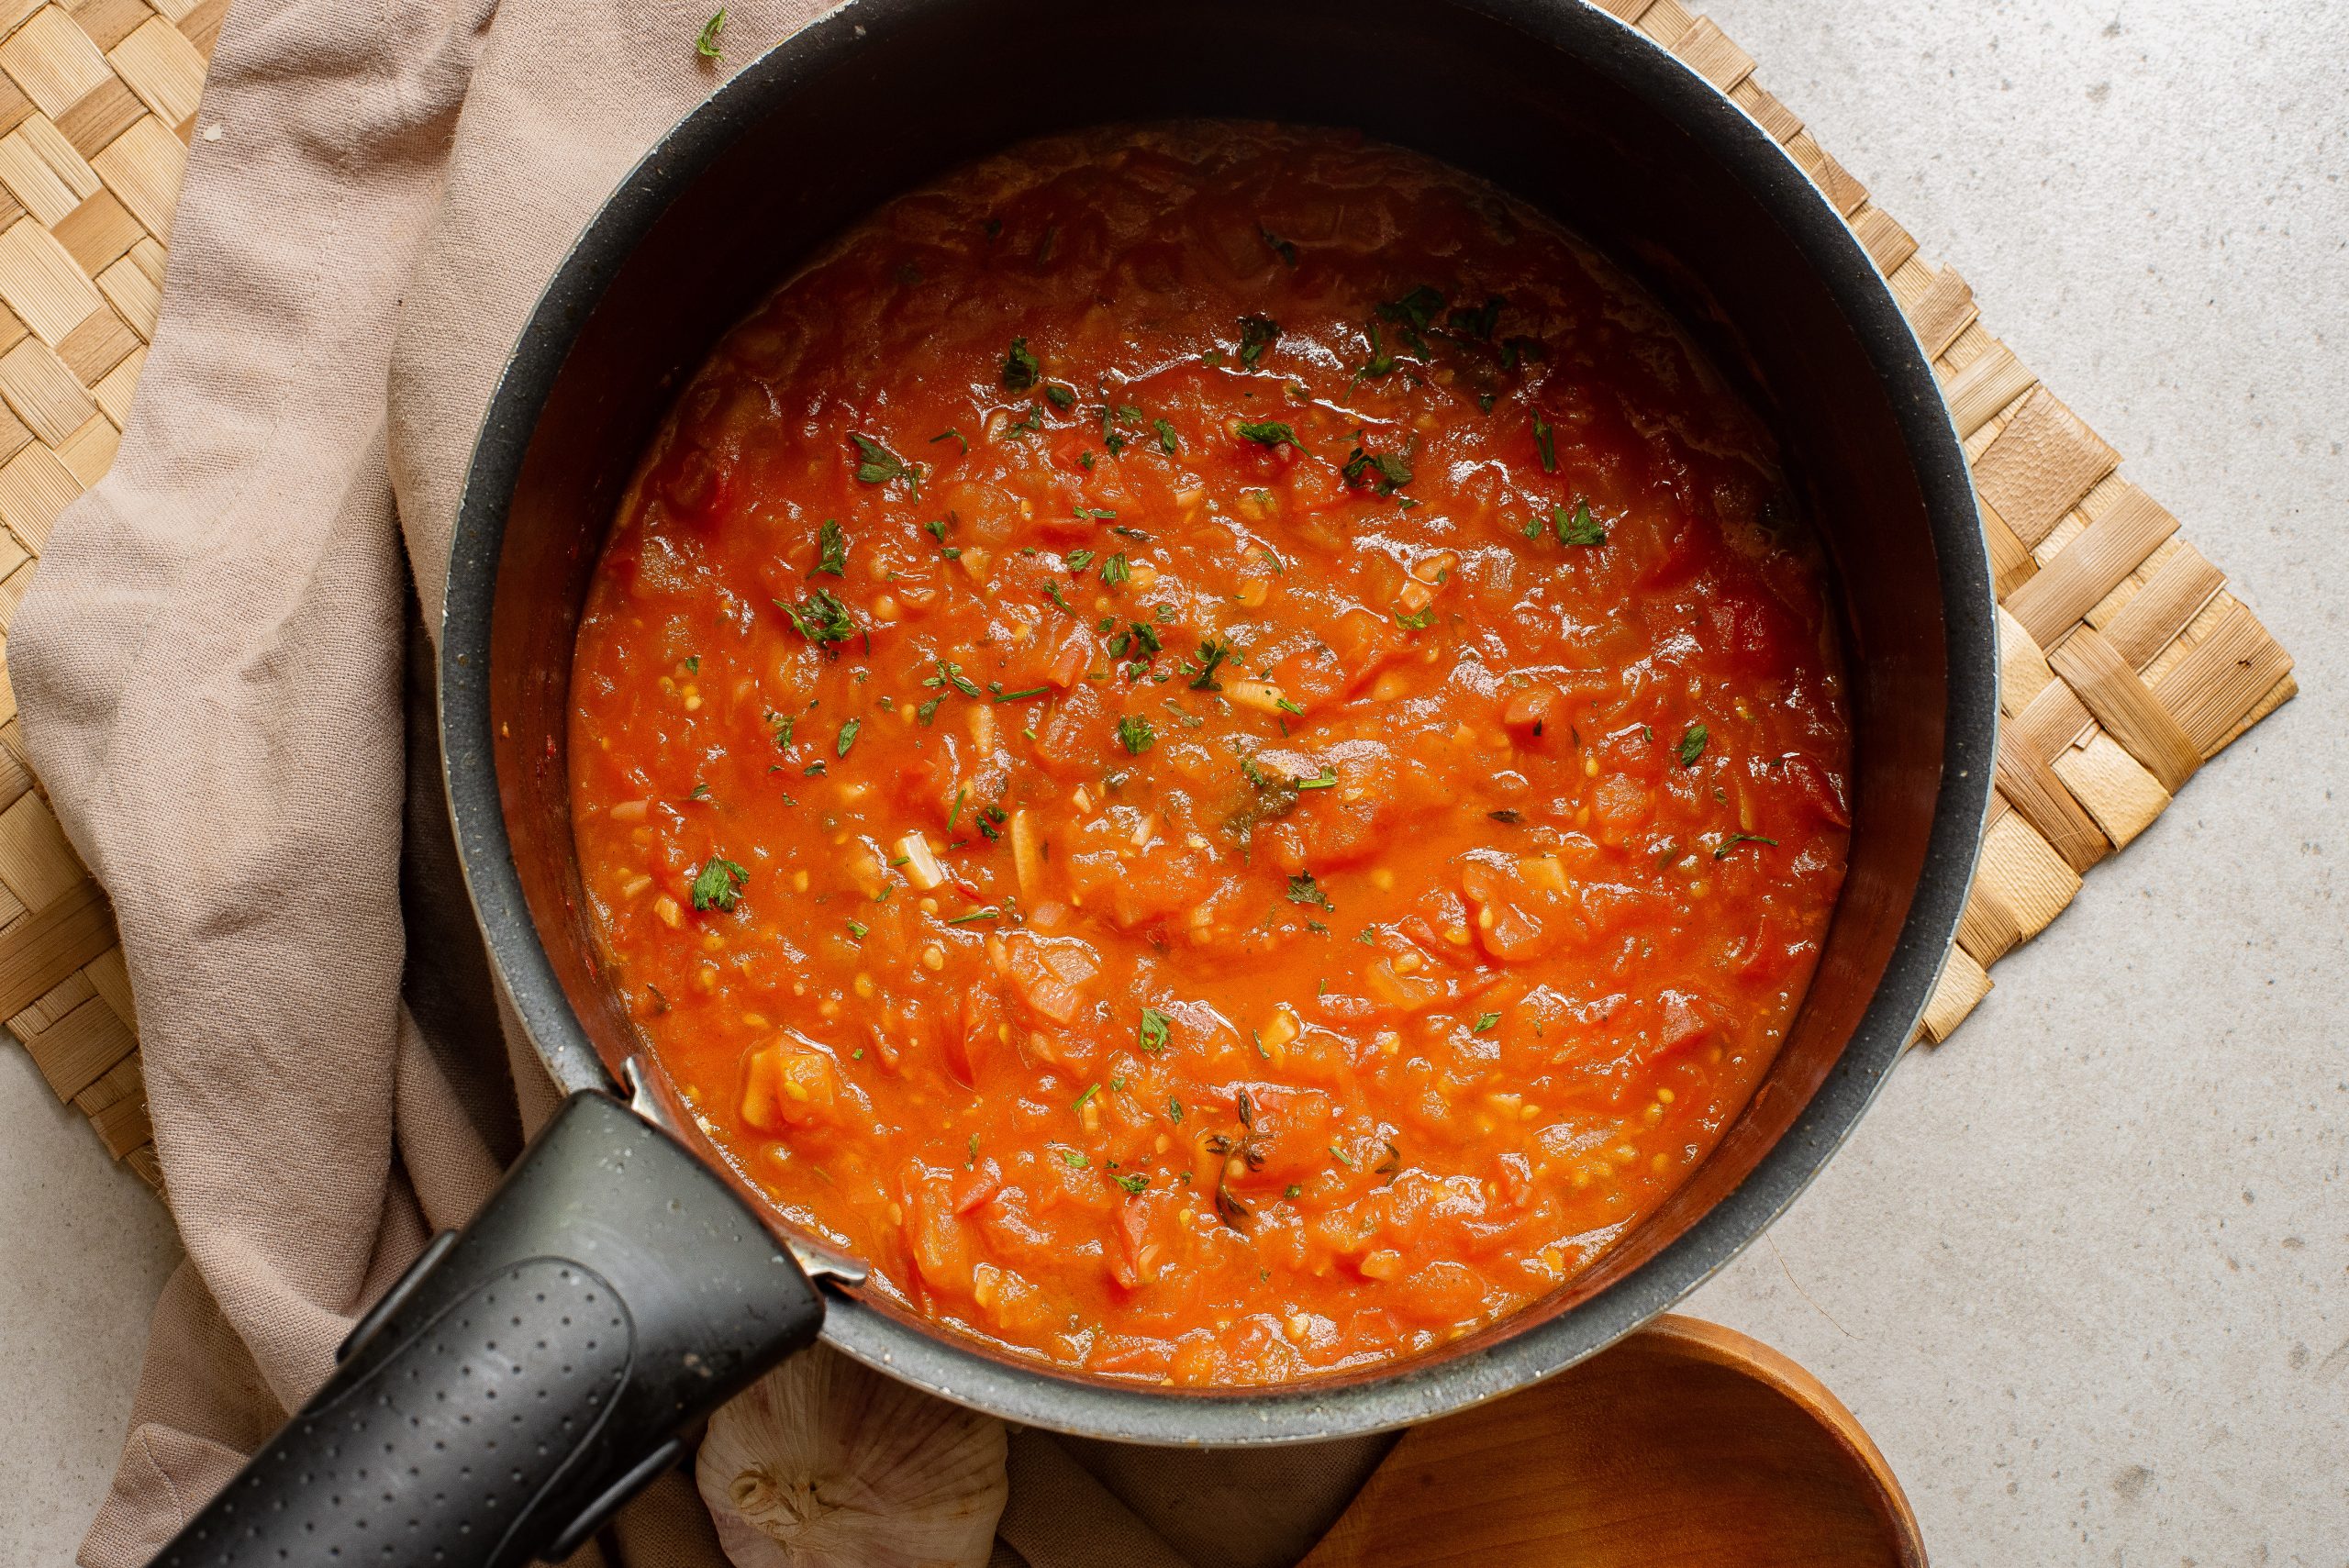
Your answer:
[439,0,1997,1444]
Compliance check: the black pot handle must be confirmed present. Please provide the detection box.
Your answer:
[152,1089,828,1568]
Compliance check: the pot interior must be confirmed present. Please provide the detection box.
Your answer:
[453,0,1992,1440]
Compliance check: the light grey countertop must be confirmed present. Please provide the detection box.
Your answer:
[3,1,2342,1562]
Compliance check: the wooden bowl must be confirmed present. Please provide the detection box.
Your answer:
[1299,1314,1926,1568]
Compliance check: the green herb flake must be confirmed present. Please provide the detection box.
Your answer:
[1100,552,1131,586]
[1448,294,1505,340]
[845,918,869,940]
[689,855,748,912]
[774,587,857,645]
[1002,337,1040,393]
[1532,410,1556,473]
[1286,871,1334,912]
[1166,1094,1185,1122]
[816,518,849,576]
[1714,831,1780,859]
[1042,580,1076,615]
[1341,444,1413,495]
[837,717,862,758]
[694,7,725,59]
[1473,1011,1502,1033]
[1065,548,1095,571]
[944,907,1000,926]
[1117,714,1155,755]
[850,433,919,493]
[1139,1006,1174,1052]
[1073,1084,1098,1113]
[930,427,968,455]
[1260,226,1297,266]
[1116,1172,1149,1195]
[1555,499,1606,546]
[1058,1147,1089,1169]
[1395,607,1436,632]
[1677,724,1709,768]
[1296,765,1338,789]
[1044,383,1076,410]
[1238,315,1281,368]
[1236,419,1304,450]
[1188,637,1233,691]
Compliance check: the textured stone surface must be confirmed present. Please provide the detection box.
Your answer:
[2,2,2343,1563]
[1686,3,2349,1563]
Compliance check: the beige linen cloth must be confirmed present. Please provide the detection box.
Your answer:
[9,1,1391,1563]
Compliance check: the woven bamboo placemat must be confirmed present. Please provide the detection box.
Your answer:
[0,0,2296,1199]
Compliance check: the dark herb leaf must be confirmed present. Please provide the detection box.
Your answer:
[1235,420,1304,450]
[816,518,849,576]
[1238,315,1281,368]
[690,855,747,912]
[1002,337,1040,393]
[851,433,919,493]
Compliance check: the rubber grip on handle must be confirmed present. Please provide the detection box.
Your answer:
[154,1091,824,1568]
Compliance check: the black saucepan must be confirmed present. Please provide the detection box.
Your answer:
[157,2,1994,1562]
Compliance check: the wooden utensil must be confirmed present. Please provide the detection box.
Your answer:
[1299,1314,1925,1568]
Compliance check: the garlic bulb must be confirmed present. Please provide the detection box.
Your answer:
[697,1346,1008,1568]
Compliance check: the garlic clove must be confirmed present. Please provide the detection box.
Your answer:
[697,1345,1008,1568]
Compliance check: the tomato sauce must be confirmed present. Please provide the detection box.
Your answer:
[568,124,1852,1385]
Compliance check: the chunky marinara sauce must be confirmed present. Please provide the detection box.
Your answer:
[569,124,1852,1385]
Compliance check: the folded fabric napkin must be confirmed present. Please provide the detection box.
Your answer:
[9,0,1385,1562]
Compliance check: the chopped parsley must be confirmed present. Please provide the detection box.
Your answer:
[1352,323,1397,386]
[929,427,967,455]
[1042,580,1076,615]
[1286,871,1334,912]
[1115,1172,1149,1195]
[1296,765,1338,789]
[1555,499,1606,546]
[1100,552,1131,586]
[837,717,861,758]
[1395,607,1436,631]
[850,433,918,493]
[1153,418,1179,455]
[1473,1011,1502,1033]
[1187,637,1233,690]
[1116,714,1155,754]
[1065,548,1095,571]
[1236,419,1304,450]
[1260,226,1297,266]
[1341,444,1412,495]
[1138,1007,1174,1052]
[1376,284,1445,355]
[1044,383,1076,410]
[1715,831,1780,859]
[1238,315,1281,368]
[925,659,981,699]
[1677,724,1709,768]
[815,518,848,576]
[1531,410,1556,473]
[1448,294,1505,340]
[1001,337,1040,393]
[689,855,747,912]
[774,587,856,645]
[694,7,725,59]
